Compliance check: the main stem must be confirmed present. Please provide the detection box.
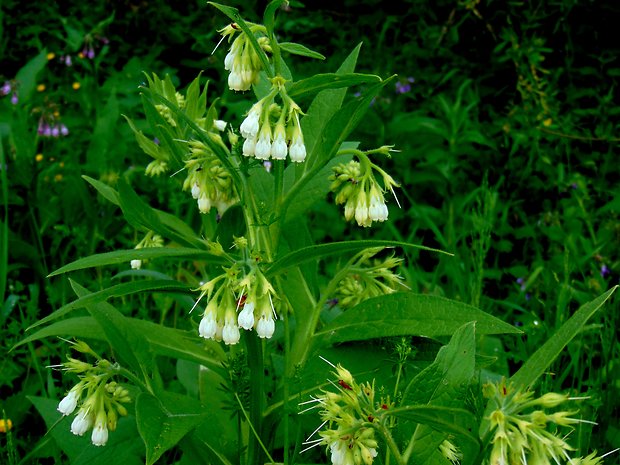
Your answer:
[246,332,265,465]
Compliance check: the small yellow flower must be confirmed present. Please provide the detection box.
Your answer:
[54,174,63,182]
[543,118,553,127]
[72,82,81,90]
[59,161,65,168]
[0,419,12,433]
[37,83,46,92]
[53,110,60,118]
[46,52,56,60]
[35,153,44,162]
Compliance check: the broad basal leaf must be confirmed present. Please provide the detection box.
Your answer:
[313,293,521,345]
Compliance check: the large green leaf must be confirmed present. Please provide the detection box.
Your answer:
[28,396,143,465]
[86,92,120,169]
[70,280,152,374]
[263,0,287,36]
[313,293,520,345]
[28,279,190,331]
[82,175,121,206]
[287,73,381,100]
[15,316,103,347]
[510,285,618,388]
[310,77,394,169]
[302,43,361,170]
[48,247,227,277]
[117,177,206,249]
[15,50,48,102]
[279,42,325,61]
[267,240,448,276]
[401,323,479,465]
[16,315,227,377]
[136,391,210,465]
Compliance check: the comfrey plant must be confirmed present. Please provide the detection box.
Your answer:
[18,2,617,465]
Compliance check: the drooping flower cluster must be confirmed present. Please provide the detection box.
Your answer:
[334,248,404,309]
[54,341,131,447]
[330,148,399,227]
[1,80,19,104]
[194,245,278,344]
[38,119,69,137]
[182,140,238,215]
[239,84,307,163]
[300,359,383,465]
[219,23,271,92]
[129,230,164,270]
[483,379,605,465]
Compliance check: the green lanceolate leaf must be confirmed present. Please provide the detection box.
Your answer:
[15,316,103,348]
[69,280,153,375]
[27,279,190,331]
[279,42,326,61]
[82,175,121,206]
[263,0,287,35]
[86,92,120,169]
[117,177,207,249]
[310,76,394,169]
[287,73,381,100]
[313,293,521,345]
[15,315,228,377]
[136,391,211,465]
[267,240,449,276]
[302,43,362,172]
[48,247,228,277]
[15,50,48,102]
[184,74,208,122]
[510,285,618,388]
[125,116,168,162]
[402,322,479,465]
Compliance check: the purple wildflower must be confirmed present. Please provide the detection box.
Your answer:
[153,137,160,145]
[60,124,69,136]
[64,55,73,67]
[1,82,11,95]
[601,265,610,278]
[10,93,18,105]
[51,125,60,137]
[395,82,412,94]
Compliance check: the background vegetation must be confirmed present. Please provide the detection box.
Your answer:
[1,0,619,463]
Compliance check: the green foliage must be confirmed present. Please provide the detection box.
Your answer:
[2,0,619,464]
